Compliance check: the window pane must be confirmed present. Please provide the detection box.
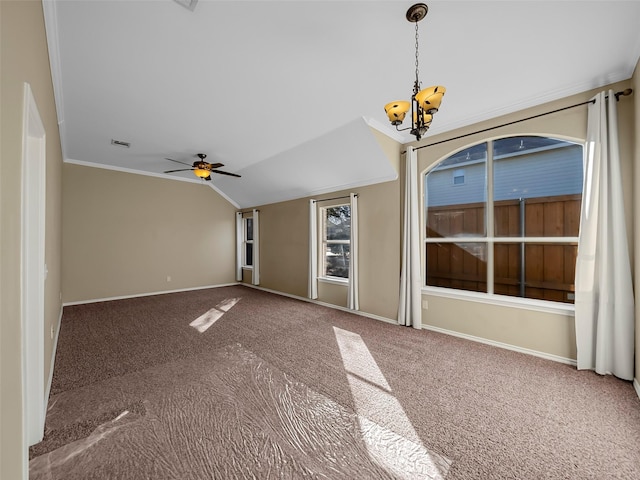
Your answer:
[425,144,487,238]
[324,243,349,278]
[494,242,576,304]
[246,218,253,241]
[493,137,583,237]
[245,242,253,266]
[325,206,351,240]
[425,242,487,293]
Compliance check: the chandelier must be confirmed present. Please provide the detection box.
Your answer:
[384,3,445,141]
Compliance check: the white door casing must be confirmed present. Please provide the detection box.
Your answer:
[21,82,46,450]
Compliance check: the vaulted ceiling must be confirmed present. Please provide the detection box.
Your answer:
[43,1,640,208]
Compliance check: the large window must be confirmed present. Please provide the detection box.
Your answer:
[243,217,253,267]
[321,205,351,279]
[424,136,583,304]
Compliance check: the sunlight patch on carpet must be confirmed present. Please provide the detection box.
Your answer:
[31,344,453,479]
[189,297,240,333]
[334,326,451,479]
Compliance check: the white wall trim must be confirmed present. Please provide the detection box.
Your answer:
[64,158,241,208]
[424,72,633,139]
[243,284,579,366]
[634,378,640,401]
[423,324,577,366]
[42,0,67,158]
[242,284,398,326]
[364,116,407,144]
[44,307,63,416]
[21,82,47,453]
[62,283,239,307]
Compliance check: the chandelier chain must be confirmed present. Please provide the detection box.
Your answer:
[414,21,420,90]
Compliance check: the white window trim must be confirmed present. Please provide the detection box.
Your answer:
[243,217,253,268]
[318,276,349,286]
[319,204,350,281]
[422,285,575,316]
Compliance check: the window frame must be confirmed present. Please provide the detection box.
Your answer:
[421,135,583,312]
[318,203,351,283]
[452,168,465,185]
[242,216,253,269]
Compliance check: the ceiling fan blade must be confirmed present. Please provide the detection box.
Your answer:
[163,168,194,173]
[208,162,224,169]
[164,157,193,167]
[211,170,241,178]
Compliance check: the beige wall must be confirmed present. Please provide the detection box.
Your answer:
[415,80,635,361]
[252,129,402,320]
[0,1,64,478]
[62,164,237,302]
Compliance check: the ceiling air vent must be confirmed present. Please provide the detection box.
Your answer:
[173,0,198,11]
[111,139,130,148]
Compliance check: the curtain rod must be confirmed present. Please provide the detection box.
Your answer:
[312,194,357,203]
[408,88,633,153]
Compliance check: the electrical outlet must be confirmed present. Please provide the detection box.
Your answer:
[50,324,55,339]
[166,275,172,282]
[422,300,429,309]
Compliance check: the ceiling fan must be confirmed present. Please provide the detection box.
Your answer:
[163,153,241,181]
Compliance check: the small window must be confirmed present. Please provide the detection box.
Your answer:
[321,205,351,279]
[243,217,253,267]
[453,169,465,185]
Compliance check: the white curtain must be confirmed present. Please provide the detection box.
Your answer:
[252,209,260,285]
[235,212,243,282]
[347,193,359,310]
[574,90,634,380]
[398,146,422,329]
[308,199,318,299]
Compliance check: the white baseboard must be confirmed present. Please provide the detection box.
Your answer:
[634,378,640,400]
[242,284,399,326]
[250,284,576,367]
[44,306,63,410]
[62,282,240,306]
[422,324,577,366]
[61,282,580,369]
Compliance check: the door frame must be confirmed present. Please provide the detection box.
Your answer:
[21,82,46,450]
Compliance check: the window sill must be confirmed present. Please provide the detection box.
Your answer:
[422,286,575,316]
[242,266,253,270]
[318,276,348,286]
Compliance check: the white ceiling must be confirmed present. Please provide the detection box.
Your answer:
[44,0,640,208]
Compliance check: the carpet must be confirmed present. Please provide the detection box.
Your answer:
[30,343,450,479]
[30,285,640,479]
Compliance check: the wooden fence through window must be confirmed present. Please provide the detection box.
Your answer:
[426,194,581,303]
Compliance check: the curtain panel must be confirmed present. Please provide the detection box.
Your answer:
[252,209,260,285]
[347,193,359,310]
[308,199,318,299]
[235,212,243,282]
[398,146,422,329]
[574,89,634,380]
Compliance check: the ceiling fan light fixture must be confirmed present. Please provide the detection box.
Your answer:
[193,168,211,179]
[384,3,445,141]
